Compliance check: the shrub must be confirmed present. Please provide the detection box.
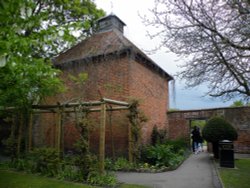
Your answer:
[164,138,188,153]
[113,157,134,171]
[202,116,238,158]
[57,165,81,181]
[28,148,62,176]
[202,116,238,142]
[140,143,185,168]
[151,125,167,146]
[105,157,138,172]
[87,171,117,187]
[9,158,31,172]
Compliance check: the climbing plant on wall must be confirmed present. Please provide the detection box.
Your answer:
[127,99,148,162]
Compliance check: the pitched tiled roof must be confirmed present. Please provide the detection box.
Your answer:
[53,29,173,81]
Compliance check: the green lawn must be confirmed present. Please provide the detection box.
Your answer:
[219,159,250,188]
[0,169,147,188]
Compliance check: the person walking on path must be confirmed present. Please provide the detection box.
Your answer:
[116,152,221,188]
[192,126,201,154]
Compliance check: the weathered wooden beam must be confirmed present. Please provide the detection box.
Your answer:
[32,101,103,109]
[102,98,130,106]
[17,113,23,157]
[90,106,129,112]
[99,103,106,174]
[128,122,133,163]
[56,109,62,153]
[33,109,56,113]
[28,113,33,152]
[65,101,104,107]
[1,99,130,112]
[32,106,129,114]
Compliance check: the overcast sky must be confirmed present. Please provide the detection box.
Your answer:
[95,0,235,110]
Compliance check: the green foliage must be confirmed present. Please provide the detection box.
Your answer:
[57,165,82,182]
[9,148,63,177]
[9,158,32,172]
[151,125,167,146]
[72,110,97,181]
[202,116,238,142]
[87,171,117,187]
[73,139,97,180]
[168,108,180,112]
[191,120,206,129]
[0,0,104,109]
[28,148,62,176]
[230,100,244,107]
[0,59,63,108]
[105,157,135,171]
[164,138,188,153]
[140,139,188,169]
[68,73,88,86]
[113,158,134,171]
[127,99,148,161]
[2,136,17,158]
[230,100,250,107]
[140,144,184,168]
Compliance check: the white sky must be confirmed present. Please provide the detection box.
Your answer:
[94,0,234,109]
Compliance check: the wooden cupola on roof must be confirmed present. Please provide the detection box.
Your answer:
[96,14,126,34]
[54,14,173,81]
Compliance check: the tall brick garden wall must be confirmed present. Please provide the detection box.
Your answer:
[167,107,250,153]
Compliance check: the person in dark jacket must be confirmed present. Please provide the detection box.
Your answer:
[191,126,201,154]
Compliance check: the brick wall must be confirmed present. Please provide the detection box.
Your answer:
[168,107,250,153]
[129,58,170,143]
[224,108,250,153]
[168,119,189,140]
[34,53,171,157]
[48,56,129,157]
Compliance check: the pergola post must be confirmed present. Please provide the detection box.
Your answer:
[99,102,106,174]
[17,112,23,157]
[28,112,33,152]
[56,108,62,153]
[128,122,133,163]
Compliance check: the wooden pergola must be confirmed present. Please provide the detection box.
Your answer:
[3,98,135,174]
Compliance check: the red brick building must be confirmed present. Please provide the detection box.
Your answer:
[39,15,173,157]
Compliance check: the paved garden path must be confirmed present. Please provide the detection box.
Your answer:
[116,152,222,188]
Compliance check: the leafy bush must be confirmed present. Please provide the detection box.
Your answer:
[140,138,188,169]
[105,157,135,171]
[9,158,32,172]
[9,148,62,177]
[164,138,188,153]
[151,125,167,146]
[114,157,135,171]
[2,137,17,159]
[202,116,238,142]
[7,146,118,186]
[28,148,62,176]
[87,171,117,187]
[73,138,98,180]
[141,144,184,168]
[202,116,238,158]
[57,165,82,182]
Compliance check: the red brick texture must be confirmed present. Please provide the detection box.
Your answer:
[129,58,170,143]
[167,107,250,153]
[36,53,171,157]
